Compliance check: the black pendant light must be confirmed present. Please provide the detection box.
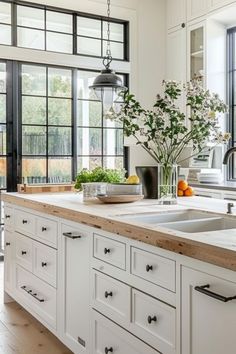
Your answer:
[89,0,127,113]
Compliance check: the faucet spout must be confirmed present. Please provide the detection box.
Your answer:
[223,147,236,165]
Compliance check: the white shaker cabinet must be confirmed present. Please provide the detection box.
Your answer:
[208,0,235,11]
[182,266,236,354]
[61,222,91,354]
[4,230,14,293]
[167,0,186,30]
[187,0,209,21]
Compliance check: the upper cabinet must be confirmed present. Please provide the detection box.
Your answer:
[187,0,209,22]
[188,22,205,83]
[209,0,235,11]
[167,0,186,30]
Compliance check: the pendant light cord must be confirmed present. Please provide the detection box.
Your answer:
[103,0,113,70]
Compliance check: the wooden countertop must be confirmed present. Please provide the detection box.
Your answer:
[3,192,236,272]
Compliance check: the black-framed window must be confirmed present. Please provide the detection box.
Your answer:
[0,0,129,60]
[227,27,236,180]
[0,62,7,189]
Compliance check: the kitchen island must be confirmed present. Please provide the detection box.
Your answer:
[2,192,236,354]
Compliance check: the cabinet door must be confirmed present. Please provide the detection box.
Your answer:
[167,0,186,30]
[187,0,209,21]
[209,0,235,11]
[4,230,14,292]
[61,223,91,354]
[182,266,236,354]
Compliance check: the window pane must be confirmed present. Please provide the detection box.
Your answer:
[48,157,71,182]
[22,158,46,183]
[22,65,46,96]
[48,68,72,98]
[0,125,6,155]
[47,32,72,54]
[103,40,124,59]
[77,36,101,56]
[77,128,102,155]
[22,96,46,125]
[0,2,11,24]
[103,107,123,128]
[77,100,102,127]
[103,22,124,42]
[48,98,72,125]
[17,5,44,29]
[48,127,72,155]
[46,11,72,33]
[22,126,46,155]
[0,24,11,45]
[0,63,6,93]
[18,27,45,50]
[77,17,101,38]
[77,70,99,100]
[77,156,102,171]
[104,156,124,169]
[0,158,6,188]
[104,129,123,155]
[0,95,6,123]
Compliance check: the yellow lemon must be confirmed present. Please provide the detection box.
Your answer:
[126,175,140,184]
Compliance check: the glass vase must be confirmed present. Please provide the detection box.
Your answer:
[157,164,178,205]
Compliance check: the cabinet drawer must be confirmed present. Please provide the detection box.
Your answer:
[36,216,58,248]
[15,265,56,329]
[93,270,130,322]
[4,205,14,229]
[15,233,33,272]
[131,247,176,292]
[33,241,57,288]
[92,310,157,354]
[93,234,126,270]
[131,289,176,354]
[15,209,36,236]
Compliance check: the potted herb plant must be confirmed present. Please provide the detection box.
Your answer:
[111,79,229,204]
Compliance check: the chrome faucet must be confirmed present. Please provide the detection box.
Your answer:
[223,147,236,165]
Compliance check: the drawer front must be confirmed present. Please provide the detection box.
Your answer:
[131,289,176,354]
[92,311,157,354]
[4,205,14,229]
[36,217,58,248]
[131,247,176,292]
[93,234,126,270]
[15,233,33,272]
[93,270,130,322]
[33,241,57,288]
[15,265,56,329]
[15,209,36,236]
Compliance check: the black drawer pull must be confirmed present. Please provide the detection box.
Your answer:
[41,262,47,267]
[104,248,111,254]
[63,232,82,239]
[22,219,28,224]
[147,315,157,324]
[195,284,236,303]
[105,347,113,354]
[21,251,27,255]
[146,264,153,272]
[105,291,113,298]
[41,227,47,232]
[5,242,10,246]
[21,286,45,302]
[5,215,10,219]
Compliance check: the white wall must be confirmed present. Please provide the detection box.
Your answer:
[0,0,166,174]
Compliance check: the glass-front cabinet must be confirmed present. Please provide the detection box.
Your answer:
[188,22,205,85]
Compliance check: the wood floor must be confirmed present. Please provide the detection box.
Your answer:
[0,262,73,354]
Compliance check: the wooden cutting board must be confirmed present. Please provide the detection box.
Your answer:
[17,183,75,194]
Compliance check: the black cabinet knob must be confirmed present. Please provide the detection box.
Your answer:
[181,22,185,28]
[147,315,157,324]
[21,251,27,255]
[5,215,10,219]
[5,242,10,246]
[105,291,113,298]
[41,227,47,232]
[146,264,153,272]
[41,262,47,267]
[104,248,111,254]
[105,347,113,354]
[22,220,28,224]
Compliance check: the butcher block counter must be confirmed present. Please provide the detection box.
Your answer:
[3,192,236,271]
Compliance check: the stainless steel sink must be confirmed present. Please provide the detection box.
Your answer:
[116,210,218,225]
